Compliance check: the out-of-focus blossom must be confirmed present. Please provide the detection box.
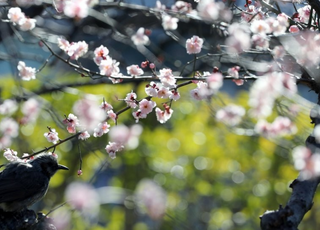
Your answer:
[162,14,179,30]
[19,18,36,31]
[78,131,90,140]
[252,34,269,50]
[250,20,271,34]
[255,116,297,137]
[131,27,150,46]
[289,25,299,33]
[296,5,311,24]
[139,99,156,115]
[3,148,21,162]
[107,110,117,123]
[93,45,109,65]
[241,5,263,22]
[21,98,41,124]
[227,66,240,79]
[186,35,204,54]
[63,113,80,134]
[272,46,286,59]
[65,182,100,218]
[0,118,19,138]
[57,37,70,52]
[17,61,36,81]
[109,124,143,150]
[127,65,144,76]
[226,23,251,54]
[93,122,110,137]
[135,179,167,220]
[216,105,245,126]
[0,99,18,115]
[7,7,24,25]
[155,105,173,123]
[67,41,88,60]
[197,0,225,21]
[44,128,59,144]
[171,1,193,13]
[63,0,89,19]
[292,146,320,180]
[125,91,138,108]
[73,96,107,133]
[207,72,223,92]
[105,141,124,159]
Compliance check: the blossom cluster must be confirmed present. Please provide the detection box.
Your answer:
[7,7,36,31]
[54,0,98,19]
[58,38,88,60]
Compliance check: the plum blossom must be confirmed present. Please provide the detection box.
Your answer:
[186,36,204,54]
[255,116,297,137]
[0,99,18,115]
[169,90,180,101]
[216,105,245,126]
[63,113,80,134]
[107,110,117,123]
[0,118,19,138]
[296,5,311,24]
[17,61,36,81]
[252,34,269,50]
[272,46,286,59]
[250,20,271,34]
[207,72,223,92]
[226,23,251,54]
[155,105,173,124]
[171,1,193,13]
[109,124,143,150]
[3,148,21,162]
[21,98,41,124]
[19,17,36,31]
[8,7,24,25]
[44,128,59,144]
[162,14,179,30]
[63,0,89,19]
[65,182,100,217]
[57,38,88,60]
[57,38,70,52]
[131,27,150,46]
[132,110,147,123]
[125,91,138,108]
[127,65,144,76]
[135,179,167,220]
[289,25,299,33]
[78,131,90,140]
[73,96,107,132]
[139,99,156,115]
[99,56,120,76]
[227,66,240,79]
[93,122,110,137]
[93,45,109,65]
[145,82,159,97]
[105,141,124,159]
[158,68,177,88]
[157,86,172,99]
[100,100,113,112]
[292,146,320,180]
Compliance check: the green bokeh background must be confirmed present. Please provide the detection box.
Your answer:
[0,73,316,230]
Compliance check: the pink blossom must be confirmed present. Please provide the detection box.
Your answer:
[107,110,117,123]
[132,110,147,123]
[216,105,245,126]
[93,45,109,65]
[255,117,296,137]
[227,66,240,79]
[155,106,173,124]
[186,35,204,54]
[292,146,320,180]
[109,124,143,150]
[21,98,41,124]
[7,7,24,25]
[171,1,193,13]
[207,72,223,91]
[105,141,124,159]
[93,122,110,137]
[65,182,99,216]
[78,131,90,140]
[162,14,179,30]
[233,79,244,86]
[63,0,89,19]
[0,136,12,150]
[169,90,180,101]
[67,41,88,60]
[100,100,113,112]
[289,25,300,33]
[3,148,20,162]
[272,46,286,59]
[131,27,150,46]
[139,99,156,115]
[18,18,36,31]
[250,20,271,34]
[44,128,59,144]
[63,113,79,134]
[17,61,36,81]
[190,88,202,100]
[135,179,167,220]
[57,37,70,52]
[158,68,177,87]
[125,91,138,108]
[197,0,219,21]
[157,86,172,99]
[0,99,18,115]
[0,118,19,138]
[127,65,144,76]
[145,82,159,97]
[252,34,269,50]
[99,56,120,76]
[297,5,311,24]
[73,96,107,132]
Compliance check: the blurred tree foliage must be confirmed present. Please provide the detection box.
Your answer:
[0,72,316,230]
